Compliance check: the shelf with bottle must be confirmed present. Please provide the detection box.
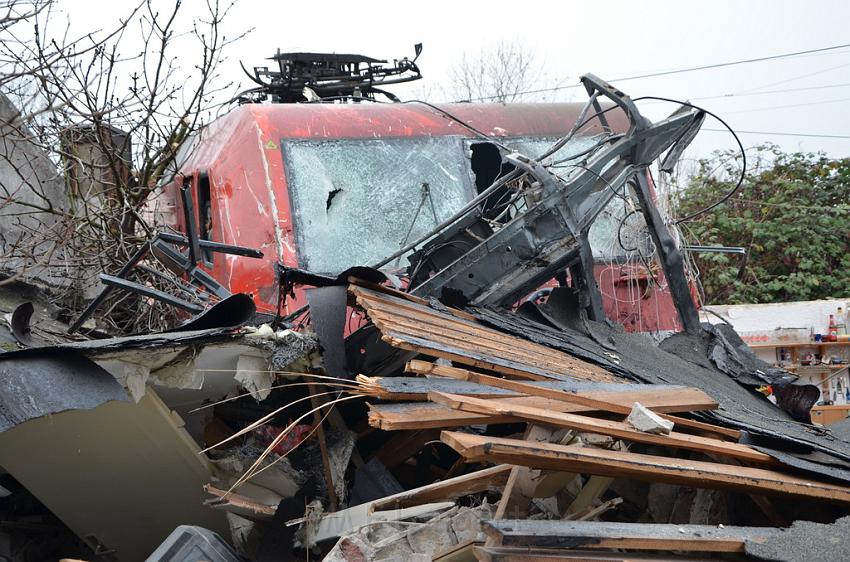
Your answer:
[748,341,850,349]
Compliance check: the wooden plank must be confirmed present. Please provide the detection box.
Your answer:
[428,392,773,465]
[408,361,718,412]
[349,280,478,321]
[357,375,516,401]
[474,546,720,561]
[479,519,776,553]
[388,332,616,383]
[367,385,725,431]
[412,361,737,440]
[361,301,607,375]
[352,285,616,382]
[562,476,613,519]
[354,287,586,365]
[441,432,850,504]
[371,464,512,511]
[358,373,712,406]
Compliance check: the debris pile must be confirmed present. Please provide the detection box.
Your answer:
[0,72,848,562]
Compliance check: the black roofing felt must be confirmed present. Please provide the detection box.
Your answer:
[0,352,127,433]
[0,327,241,359]
[470,306,850,474]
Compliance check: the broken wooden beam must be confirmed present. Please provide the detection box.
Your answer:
[479,519,778,553]
[370,464,512,511]
[367,386,723,431]
[441,431,850,504]
[203,484,276,521]
[350,284,618,382]
[359,373,717,409]
[411,361,737,440]
[428,392,774,465]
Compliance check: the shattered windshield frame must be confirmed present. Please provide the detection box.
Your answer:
[282,136,475,274]
[466,136,639,261]
[282,133,638,275]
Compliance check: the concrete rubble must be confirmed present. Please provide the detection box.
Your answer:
[626,402,675,434]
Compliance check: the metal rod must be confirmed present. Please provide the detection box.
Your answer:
[68,242,152,333]
[682,245,746,254]
[99,274,204,313]
[158,231,264,258]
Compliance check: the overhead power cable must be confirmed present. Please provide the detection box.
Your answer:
[633,96,746,224]
[718,95,850,115]
[702,128,850,139]
[649,81,850,103]
[462,42,850,102]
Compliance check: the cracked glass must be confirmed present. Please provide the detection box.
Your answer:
[283,136,474,274]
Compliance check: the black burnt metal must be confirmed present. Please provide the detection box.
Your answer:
[632,172,700,333]
[240,45,423,104]
[68,185,263,334]
[406,74,704,332]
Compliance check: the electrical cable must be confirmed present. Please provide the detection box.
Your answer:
[555,161,629,201]
[701,128,850,139]
[633,96,746,224]
[462,41,850,102]
[715,95,850,116]
[550,133,623,165]
[616,208,644,253]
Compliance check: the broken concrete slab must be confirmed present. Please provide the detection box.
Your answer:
[235,352,273,401]
[626,401,674,435]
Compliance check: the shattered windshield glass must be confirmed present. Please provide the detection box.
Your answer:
[283,137,474,274]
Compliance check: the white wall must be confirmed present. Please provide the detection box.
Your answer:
[701,299,849,341]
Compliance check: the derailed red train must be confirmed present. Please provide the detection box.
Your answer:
[164,101,688,332]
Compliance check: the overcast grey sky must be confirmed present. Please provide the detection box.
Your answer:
[62,0,850,160]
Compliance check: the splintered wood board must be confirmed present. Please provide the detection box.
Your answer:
[367,386,720,431]
[350,284,618,383]
[410,361,736,440]
[429,392,772,465]
[441,431,850,504]
[370,464,512,511]
[358,373,715,408]
[479,519,778,553]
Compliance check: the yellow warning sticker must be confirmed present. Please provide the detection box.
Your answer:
[264,140,278,150]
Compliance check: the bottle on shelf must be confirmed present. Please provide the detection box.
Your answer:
[837,307,847,337]
[829,314,839,342]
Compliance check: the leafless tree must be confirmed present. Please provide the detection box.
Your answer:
[447,40,547,103]
[0,0,248,334]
